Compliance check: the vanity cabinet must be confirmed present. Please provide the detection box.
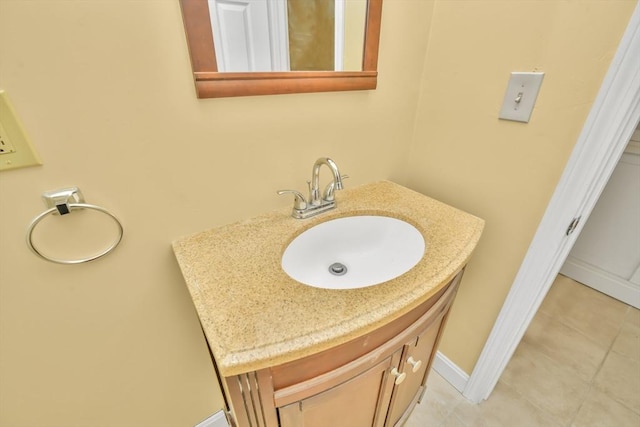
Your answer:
[220,270,463,427]
[173,182,484,427]
[278,350,402,427]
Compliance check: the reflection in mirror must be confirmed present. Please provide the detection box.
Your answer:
[210,0,367,72]
[179,0,383,98]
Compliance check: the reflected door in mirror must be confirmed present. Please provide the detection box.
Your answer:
[209,0,366,72]
[210,0,289,72]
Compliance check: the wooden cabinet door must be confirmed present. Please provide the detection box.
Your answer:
[278,350,402,427]
[385,312,446,427]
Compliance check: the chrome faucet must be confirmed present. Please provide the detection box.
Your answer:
[278,157,346,219]
[310,158,343,205]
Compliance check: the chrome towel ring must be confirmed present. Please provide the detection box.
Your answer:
[26,187,123,264]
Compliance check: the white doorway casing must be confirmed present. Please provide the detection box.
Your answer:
[460,3,640,404]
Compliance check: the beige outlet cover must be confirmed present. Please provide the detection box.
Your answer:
[0,90,42,171]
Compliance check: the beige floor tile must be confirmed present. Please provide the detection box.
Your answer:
[403,409,436,427]
[439,413,469,427]
[540,275,628,346]
[611,318,640,360]
[523,310,608,382]
[593,351,640,414]
[625,307,640,327]
[500,340,590,425]
[402,407,431,427]
[453,381,562,427]
[404,372,466,427]
[408,277,637,426]
[572,387,640,427]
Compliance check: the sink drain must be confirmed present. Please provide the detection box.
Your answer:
[328,262,348,276]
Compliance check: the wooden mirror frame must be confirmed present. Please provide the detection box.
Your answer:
[179,0,383,98]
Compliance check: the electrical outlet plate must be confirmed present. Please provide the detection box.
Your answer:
[0,90,42,171]
[499,72,545,123]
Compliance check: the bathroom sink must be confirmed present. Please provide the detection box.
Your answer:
[281,215,425,289]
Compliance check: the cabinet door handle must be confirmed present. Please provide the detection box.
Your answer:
[407,356,423,373]
[390,367,406,385]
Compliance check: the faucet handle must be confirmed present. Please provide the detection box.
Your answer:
[323,174,349,201]
[277,190,308,210]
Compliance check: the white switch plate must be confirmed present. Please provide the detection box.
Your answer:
[499,72,544,123]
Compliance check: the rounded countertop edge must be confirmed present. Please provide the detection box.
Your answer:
[172,180,485,377]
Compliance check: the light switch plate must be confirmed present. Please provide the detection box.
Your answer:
[499,72,544,123]
[0,90,42,171]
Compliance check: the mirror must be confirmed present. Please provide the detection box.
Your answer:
[179,0,383,98]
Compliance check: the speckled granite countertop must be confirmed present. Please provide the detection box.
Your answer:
[172,181,484,377]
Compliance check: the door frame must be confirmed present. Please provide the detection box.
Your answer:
[462,2,640,403]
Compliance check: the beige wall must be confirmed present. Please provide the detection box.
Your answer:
[406,0,636,373]
[288,0,334,71]
[0,0,433,426]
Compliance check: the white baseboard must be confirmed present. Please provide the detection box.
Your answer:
[194,410,229,427]
[561,257,640,309]
[431,351,469,394]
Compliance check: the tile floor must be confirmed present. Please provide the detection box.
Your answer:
[405,274,640,426]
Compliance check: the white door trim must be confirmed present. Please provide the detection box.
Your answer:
[334,0,345,71]
[266,0,290,71]
[463,3,640,403]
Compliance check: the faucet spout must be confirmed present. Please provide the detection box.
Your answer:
[311,157,343,205]
[278,157,345,219]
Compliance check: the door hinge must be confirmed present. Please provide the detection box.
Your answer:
[566,216,582,236]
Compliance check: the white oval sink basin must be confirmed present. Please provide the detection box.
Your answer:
[282,216,425,289]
